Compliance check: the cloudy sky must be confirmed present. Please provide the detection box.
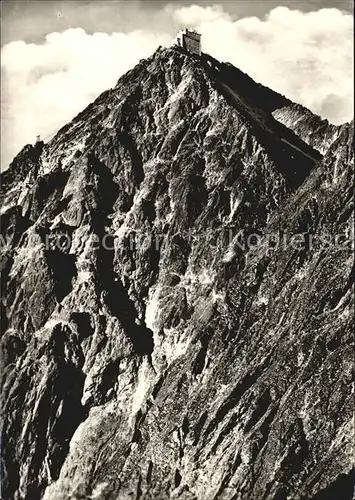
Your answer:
[1,0,353,169]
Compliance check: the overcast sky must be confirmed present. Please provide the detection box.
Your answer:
[1,0,353,169]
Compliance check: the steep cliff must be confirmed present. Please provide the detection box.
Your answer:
[1,46,353,500]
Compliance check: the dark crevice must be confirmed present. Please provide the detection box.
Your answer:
[44,250,77,303]
[88,153,154,356]
[98,359,121,396]
[174,469,182,488]
[69,312,95,341]
[146,461,153,485]
[135,474,143,500]
[244,388,272,433]
[97,243,154,355]
[202,366,265,445]
[182,415,189,438]
[209,412,239,457]
[118,130,144,187]
[192,330,212,376]
[192,411,208,446]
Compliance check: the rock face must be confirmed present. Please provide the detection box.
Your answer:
[1,46,354,500]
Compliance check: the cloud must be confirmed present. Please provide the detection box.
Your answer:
[171,4,232,24]
[1,28,170,169]
[176,6,353,123]
[1,5,353,169]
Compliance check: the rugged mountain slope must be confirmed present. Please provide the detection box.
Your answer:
[1,46,353,500]
[272,102,347,155]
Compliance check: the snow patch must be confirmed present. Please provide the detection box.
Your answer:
[211,289,226,304]
[198,268,215,286]
[91,483,110,499]
[131,357,152,415]
[113,186,149,241]
[257,295,269,306]
[77,270,92,284]
[145,286,160,331]
[161,327,191,366]
[280,137,317,161]
[228,194,242,223]
[38,156,52,176]
[223,246,236,263]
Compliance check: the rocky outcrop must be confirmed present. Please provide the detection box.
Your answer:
[1,46,353,500]
[272,102,348,155]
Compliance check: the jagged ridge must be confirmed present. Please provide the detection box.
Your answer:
[0,46,353,500]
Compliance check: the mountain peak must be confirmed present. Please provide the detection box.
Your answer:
[3,43,322,194]
[1,36,353,500]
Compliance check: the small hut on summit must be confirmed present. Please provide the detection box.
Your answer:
[175,29,201,56]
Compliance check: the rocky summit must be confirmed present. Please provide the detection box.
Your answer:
[0,45,354,500]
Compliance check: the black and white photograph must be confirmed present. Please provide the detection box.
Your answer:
[0,1,354,499]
